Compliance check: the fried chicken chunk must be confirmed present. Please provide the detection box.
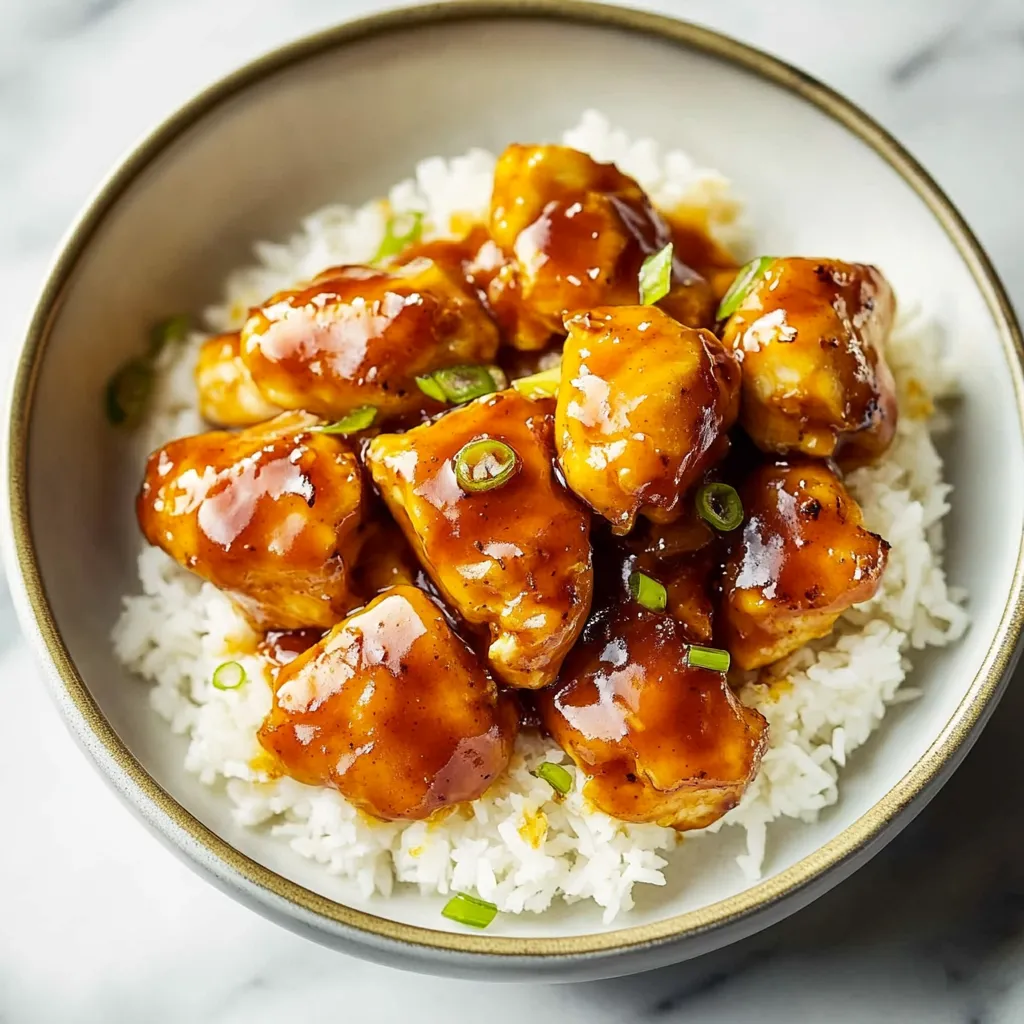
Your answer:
[556,306,740,533]
[137,411,364,630]
[195,332,282,427]
[721,459,889,670]
[366,390,593,689]
[258,586,518,821]
[538,602,768,830]
[720,257,898,460]
[487,144,716,349]
[240,258,500,422]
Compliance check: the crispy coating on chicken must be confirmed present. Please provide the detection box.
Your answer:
[721,258,897,460]
[538,602,767,829]
[556,306,740,533]
[195,332,283,427]
[240,259,500,422]
[259,586,518,820]
[721,459,889,670]
[366,390,593,688]
[137,411,364,630]
[487,144,715,349]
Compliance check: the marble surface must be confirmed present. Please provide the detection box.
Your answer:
[2,0,1024,1020]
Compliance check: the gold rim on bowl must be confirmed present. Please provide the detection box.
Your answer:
[8,0,1024,960]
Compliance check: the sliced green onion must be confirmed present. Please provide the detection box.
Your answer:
[312,406,378,435]
[441,892,498,929]
[716,256,775,320]
[148,313,191,356]
[453,438,520,493]
[105,358,153,428]
[628,571,667,612]
[373,210,424,263]
[511,366,561,399]
[487,365,509,391]
[638,242,674,306]
[415,373,447,402]
[695,482,744,531]
[419,364,499,405]
[531,761,573,795]
[212,660,247,691]
[686,645,731,673]
[106,314,189,428]
[434,365,500,403]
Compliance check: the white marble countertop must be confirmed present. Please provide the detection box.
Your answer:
[3,0,1024,1020]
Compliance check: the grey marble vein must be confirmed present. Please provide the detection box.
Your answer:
[2,0,1024,1021]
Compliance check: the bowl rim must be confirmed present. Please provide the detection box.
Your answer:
[7,0,1024,961]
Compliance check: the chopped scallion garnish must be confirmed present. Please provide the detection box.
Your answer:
[433,365,500,403]
[686,645,731,673]
[695,482,744,531]
[373,210,424,263]
[106,313,190,427]
[418,365,499,406]
[628,571,667,612]
[511,366,561,399]
[312,406,378,435]
[105,359,154,428]
[415,373,447,402]
[487,365,509,391]
[531,761,573,795]
[453,438,520,493]
[441,892,498,929]
[212,660,247,691]
[148,313,191,357]
[716,256,775,320]
[638,242,674,306]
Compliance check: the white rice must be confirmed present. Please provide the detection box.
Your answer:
[112,111,968,922]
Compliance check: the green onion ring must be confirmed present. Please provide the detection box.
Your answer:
[452,438,520,493]
[212,660,247,691]
[695,482,744,531]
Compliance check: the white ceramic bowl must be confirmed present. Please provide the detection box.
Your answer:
[6,0,1024,981]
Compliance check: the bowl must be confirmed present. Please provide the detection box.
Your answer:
[6,0,1024,982]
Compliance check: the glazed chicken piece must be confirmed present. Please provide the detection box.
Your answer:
[721,459,889,670]
[538,602,768,829]
[240,258,500,422]
[366,389,593,689]
[137,411,364,630]
[487,144,716,349]
[556,306,740,534]
[195,332,282,427]
[399,225,506,305]
[720,257,898,460]
[258,586,518,821]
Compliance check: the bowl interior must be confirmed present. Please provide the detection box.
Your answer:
[17,12,1024,941]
